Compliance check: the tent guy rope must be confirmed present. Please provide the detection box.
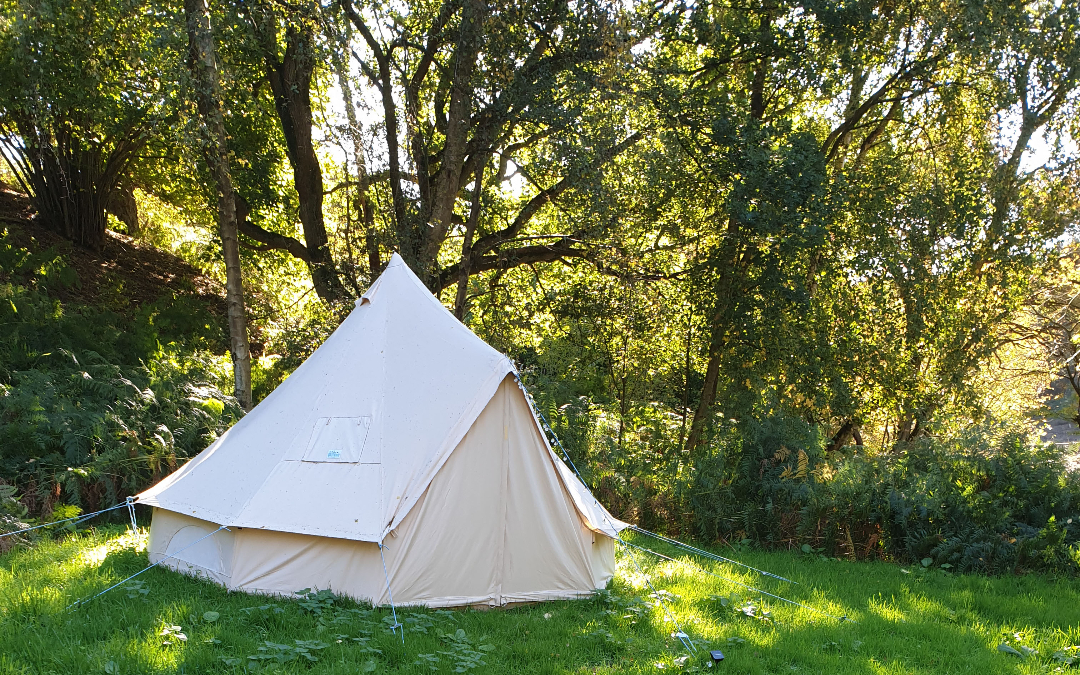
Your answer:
[627,525,796,584]
[378,541,404,644]
[517,374,846,632]
[516,375,696,654]
[67,525,228,611]
[619,539,849,622]
[0,501,130,540]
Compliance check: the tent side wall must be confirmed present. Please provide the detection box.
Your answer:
[499,375,614,600]
[146,376,617,607]
[147,509,235,587]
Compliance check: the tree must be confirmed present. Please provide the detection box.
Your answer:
[826,0,1080,444]
[654,0,1080,454]
[1008,240,1080,426]
[0,0,175,250]
[340,0,644,300]
[185,0,253,410]
[226,0,348,303]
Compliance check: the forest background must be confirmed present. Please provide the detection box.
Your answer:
[1,0,1080,576]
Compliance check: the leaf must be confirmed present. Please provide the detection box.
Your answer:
[801,544,812,554]
[103,661,118,674]
[361,659,378,672]
[202,611,220,622]
[921,558,933,567]
[997,643,1023,657]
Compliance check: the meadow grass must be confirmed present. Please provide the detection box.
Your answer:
[1,526,1078,674]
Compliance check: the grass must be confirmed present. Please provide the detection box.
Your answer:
[1,526,1079,674]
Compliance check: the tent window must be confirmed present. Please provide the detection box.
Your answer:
[302,417,372,463]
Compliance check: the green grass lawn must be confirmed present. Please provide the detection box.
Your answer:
[1,526,1078,674]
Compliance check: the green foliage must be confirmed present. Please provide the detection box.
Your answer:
[246,639,329,667]
[1,0,1078,596]
[0,0,183,247]
[435,628,496,672]
[294,588,336,616]
[0,228,238,519]
[802,428,1080,575]
[534,372,1080,574]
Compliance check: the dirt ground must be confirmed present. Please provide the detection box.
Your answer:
[0,184,225,315]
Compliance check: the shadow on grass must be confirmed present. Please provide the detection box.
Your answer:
[1,527,1078,674]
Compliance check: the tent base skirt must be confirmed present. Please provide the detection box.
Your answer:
[147,507,614,609]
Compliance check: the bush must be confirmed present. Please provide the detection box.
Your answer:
[801,425,1080,574]
[0,230,239,526]
[537,388,1080,575]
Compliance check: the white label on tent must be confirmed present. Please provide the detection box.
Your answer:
[302,417,372,463]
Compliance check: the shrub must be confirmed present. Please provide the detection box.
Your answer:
[801,425,1080,574]
[538,388,1080,575]
[0,230,239,525]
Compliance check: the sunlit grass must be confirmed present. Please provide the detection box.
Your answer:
[1,526,1078,674]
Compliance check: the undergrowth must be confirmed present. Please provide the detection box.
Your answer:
[534,384,1080,576]
[0,227,239,526]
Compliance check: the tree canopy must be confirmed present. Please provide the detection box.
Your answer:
[1,0,1079,561]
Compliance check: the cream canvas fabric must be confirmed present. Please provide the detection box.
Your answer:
[138,253,626,607]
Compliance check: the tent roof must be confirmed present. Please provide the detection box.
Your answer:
[137,253,625,541]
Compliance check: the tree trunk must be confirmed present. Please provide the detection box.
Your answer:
[106,181,139,236]
[682,219,746,456]
[825,420,855,453]
[420,0,484,283]
[682,28,773,455]
[274,27,342,302]
[185,0,252,411]
[11,126,119,251]
[682,328,723,456]
[852,427,864,447]
[245,2,345,303]
[454,158,486,319]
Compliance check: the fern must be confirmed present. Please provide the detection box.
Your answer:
[0,233,236,522]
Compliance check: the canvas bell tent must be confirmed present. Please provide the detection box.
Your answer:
[136,253,627,608]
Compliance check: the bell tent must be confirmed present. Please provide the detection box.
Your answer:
[136,253,627,608]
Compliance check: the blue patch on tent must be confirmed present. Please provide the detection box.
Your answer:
[327,450,342,459]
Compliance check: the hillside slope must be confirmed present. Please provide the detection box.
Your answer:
[0,184,225,313]
[0,184,239,526]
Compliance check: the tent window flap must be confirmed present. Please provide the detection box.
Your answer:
[302,417,372,463]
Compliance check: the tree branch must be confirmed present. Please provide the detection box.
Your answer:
[234,197,311,262]
[469,131,643,258]
[436,239,587,290]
